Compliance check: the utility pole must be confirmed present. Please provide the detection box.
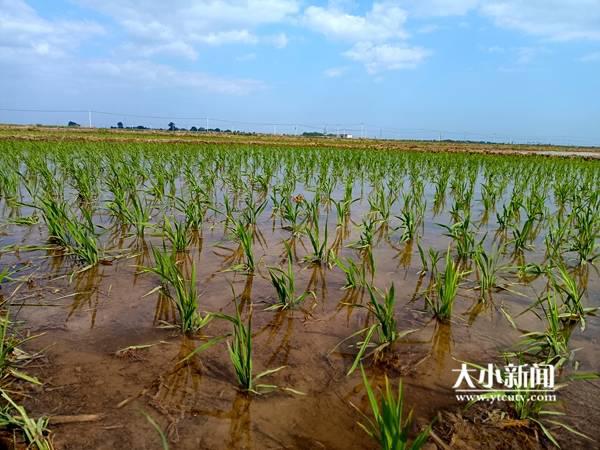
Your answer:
[361,123,364,139]
[206,117,209,131]
[88,110,92,128]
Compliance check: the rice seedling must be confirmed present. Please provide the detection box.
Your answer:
[344,284,416,375]
[472,243,506,300]
[568,203,599,265]
[333,255,368,289]
[267,243,315,310]
[0,390,53,450]
[416,245,441,277]
[143,248,211,333]
[550,265,597,330]
[161,216,191,252]
[466,361,592,448]
[303,198,330,265]
[510,215,535,253]
[425,248,469,321]
[228,217,256,273]
[213,305,295,394]
[280,194,306,236]
[439,215,477,260]
[517,290,574,368]
[353,366,430,450]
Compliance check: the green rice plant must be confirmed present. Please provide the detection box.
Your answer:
[354,366,430,450]
[144,248,210,333]
[280,194,306,236]
[229,218,255,273]
[36,195,99,266]
[123,191,152,238]
[439,215,476,260]
[510,215,535,253]
[174,192,209,231]
[0,390,53,450]
[472,244,506,300]
[466,364,591,448]
[333,255,368,289]
[267,243,315,310]
[568,204,599,265]
[395,207,420,243]
[141,411,170,450]
[162,216,191,252]
[550,265,597,330]
[240,195,267,227]
[303,198,330,265]
[368,187,394,223]
[217,306,287,393]
[417,245,441,277]
[425,248,469,321]
[345,284,415,375]
[517,289,573,368]
[333,197,356,228]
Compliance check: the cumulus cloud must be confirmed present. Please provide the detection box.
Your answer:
[324,66,348,77]
[344,42,429,73]
[87,60,264,95]
[303,2,428,73]
[0,0,103,59]
[401,0,600,41]
[481,1,600,41]
[303,2,408,42]
[78,0,298,59]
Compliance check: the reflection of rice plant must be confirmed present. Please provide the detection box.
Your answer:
[354,366,430,450]
[426,248,468,321]
[267,243,315,310]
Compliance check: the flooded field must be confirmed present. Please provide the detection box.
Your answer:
[0,140,598,449]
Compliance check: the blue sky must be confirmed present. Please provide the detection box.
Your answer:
[1,0,599,145]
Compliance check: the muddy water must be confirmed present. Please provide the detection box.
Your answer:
[0,161,599,449]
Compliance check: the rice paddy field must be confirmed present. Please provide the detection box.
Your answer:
[0,130,599,449]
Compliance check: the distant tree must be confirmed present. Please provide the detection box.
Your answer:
[117,121,124,129]
[198,127,206,132]
[190,126,198,132]
[168,122,176,131]
[67,121,80,127]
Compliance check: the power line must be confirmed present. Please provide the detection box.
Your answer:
[0,107,598,147]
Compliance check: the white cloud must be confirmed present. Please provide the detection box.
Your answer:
[88,60,264,95]
[481,1,600,41]
[0,0,103,59]
[401,0,600,41]
[579,51,600,62]
[344,42,429,73]
[303,2,429,73]
[78,0,298,58]
[400,0,478,17]
[324,66,348,77]
[303,2,408,42]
